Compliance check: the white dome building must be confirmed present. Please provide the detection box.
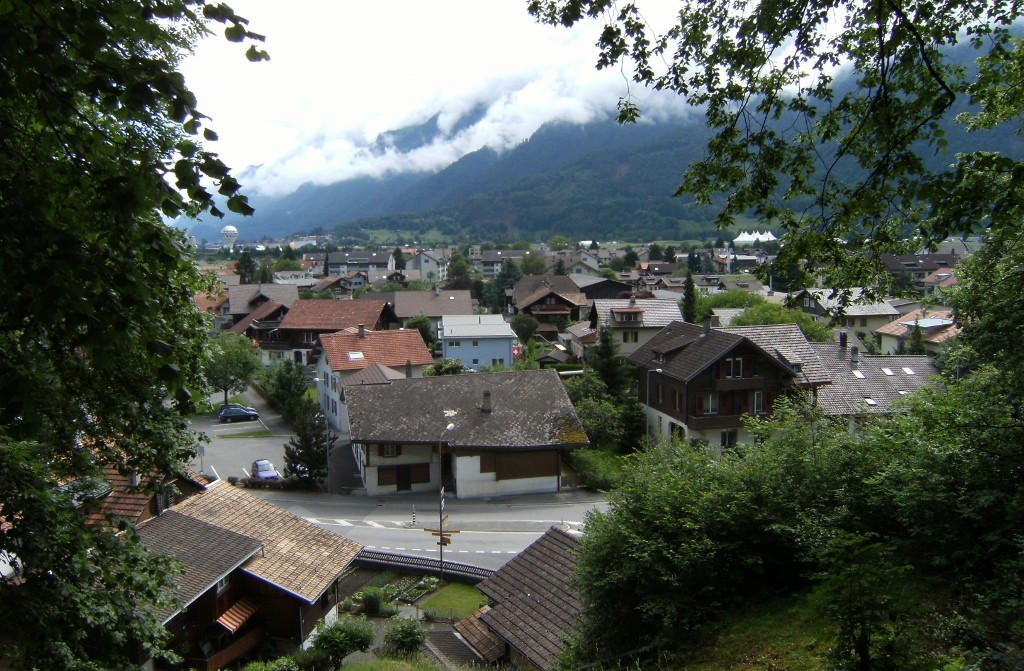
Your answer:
[220,224,239,250]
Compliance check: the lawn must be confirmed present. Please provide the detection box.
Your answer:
[418,582,487,621]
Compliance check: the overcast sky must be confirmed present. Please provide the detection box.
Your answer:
[180,0,687,198]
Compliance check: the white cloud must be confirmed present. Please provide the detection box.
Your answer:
[181,0,688,198]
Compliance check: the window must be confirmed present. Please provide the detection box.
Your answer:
[472,340,479,347]
[752,390,764,414]
[704,393,719,415]
[622,331,638,343]
[656,383,663,404]
[216,575,230,595]
[721,429,738,448]
[472,358,479,365]
[725,357,743,378]
[673,389,681,411]
[860,317,868,327]
[331,375,337,391]
[450,340,460,348]
[492,358,504,366]
[379,444,401,458]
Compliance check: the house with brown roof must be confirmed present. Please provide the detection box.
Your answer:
[811,335,941,426]
[357,289,475,336]
[628,321,831,448]
[314,326,434,432]
[440,526,582,671]
[589,297,684,358]
[878,252,960,293]
[308,276,353,299]
[266,299,399,366]
[875,307,960,357]
[792,287,900,334]
[344,369,589,498]
[226,284,299,325]
[139,480,363,668]
[511,275,590,339]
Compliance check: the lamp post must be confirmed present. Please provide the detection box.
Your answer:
[646,368,663,441]
[438,421,455,582]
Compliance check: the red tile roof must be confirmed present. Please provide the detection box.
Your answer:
[321,328,433,372]
[278,299,386,331]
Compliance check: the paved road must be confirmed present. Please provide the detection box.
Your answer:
[191,389,609,569]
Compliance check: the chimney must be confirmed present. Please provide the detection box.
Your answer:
[702,316,712,335]
[850,346,859,365]
[481,390,492,413]
[405,360,412,378]
[839,331,848,349]
[129,471,140,488]
[358,324,365,338]
[629,295,636,306]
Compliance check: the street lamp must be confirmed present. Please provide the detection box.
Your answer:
[438,421,455,582]
[646,368,663,441]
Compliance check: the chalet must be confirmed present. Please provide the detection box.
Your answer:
[440,314,517,371]
[875,307,960,356]
[344,369,589,498]
[589,297,684,358]
[308,276,352,299]
[628,321,830,447]
[792,287,900,333]
[225,284,299,326]
[510,275,590,339]
[439,526,582,671]
[568,275,635,301]
[314,325,434,432]
[141,481,363,668]
[878,252,960,293]
[236,299,398,366]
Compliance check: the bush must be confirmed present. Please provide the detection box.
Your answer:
[567,447,626,491]
[362,586,384,616]
[382,617,428,657]
[311,617,375,667]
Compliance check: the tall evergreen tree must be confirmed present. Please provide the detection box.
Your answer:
[682,271,699,323]
[236,249,257,284]
[589,328,632,396]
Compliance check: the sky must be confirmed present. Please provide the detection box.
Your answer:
[180,0,688,198]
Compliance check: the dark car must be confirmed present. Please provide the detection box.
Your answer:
[218,402,256,414]
[250,459,280,480]
[218,406,259,423]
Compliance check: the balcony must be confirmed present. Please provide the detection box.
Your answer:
[687,414,745,431]
[711,377,767,392]
[185,625,265,671]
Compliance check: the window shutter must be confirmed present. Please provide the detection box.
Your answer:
[696,394,704,415]
[377,445,385,457]
[396,445,402,456]
[741,392,749,413]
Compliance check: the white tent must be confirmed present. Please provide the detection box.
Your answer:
[733,230,777,246]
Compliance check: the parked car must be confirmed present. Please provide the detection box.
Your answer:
[219,406,259,423]
[250,459,280,480]
[218,402,256,414]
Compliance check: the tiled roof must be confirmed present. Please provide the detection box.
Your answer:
[278,299,386,331]
[477,526,582,671]
[359,290,474,319]
[226,284,299,315]
[345,369,589,449]
[310,276,348,292]
[875,308,960,343]
[453,607,504,663]
[320,328,433,372]
[564,321,595,340]
[137,510,262,624]
[342,362,407,386]
[172,481,363,603]
[878,253,960,274]
[592,299,683,329]
[84,466,207,527]
[711,308,746,327]
[512,275,588,308]
[627,321,745,382]
[811,343,941,416]
[229,299,285,334]
[799,288,900,317]
[720,324,831,386]
[194,290,227,313]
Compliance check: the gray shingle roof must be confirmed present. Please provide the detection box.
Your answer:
[477,526,582,671]
[226,284,299,315]
[720,324,832,386]
[627,321,746,382]
[591,298,683,329]
[811,342,941,416]
[345,369,589,449]
[137,510,262,623]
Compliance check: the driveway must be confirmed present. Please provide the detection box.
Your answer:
[192,389,290,482]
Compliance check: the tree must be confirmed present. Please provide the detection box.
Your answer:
[206,333,263,406]
[256,255,275,283]
[682,271,699,323]
[589,328,632,396]
[236,249,257,284]
[261,360,308,421]
[0,1,267,667]
[731,302,835,342]
[510,313,540,343]
[554,258,569,275]
[622,246,639,268]
[548,234,572,250]
[283,400,333,485]
[382,618,428,657]
[529,0,1024,297]
[485,259,523,312]
[312,617,375,668]
[392,246,406,270]
[520,252,547,275]
[648,243,663,263]
[404,314,435,350]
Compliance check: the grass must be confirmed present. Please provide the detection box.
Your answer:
[218,429,272,438]
[418,582,487,621]
[344,657,443,671]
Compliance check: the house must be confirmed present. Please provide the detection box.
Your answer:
[628,321,831,447]
[324,250,395,276]
[406,249,450,284]
[510,275,591,339]
[544,249,601,276]
[878,252,960,293]
[570,275,637,301]
[874,307,960,356]
[225,284,299,326]
[589,297,684,358]
[194,289,230,331]
[811,334,941,425]
[473,249,529,280]
[308,276,353,299]
[358,289,474,336]
[141,480,363,668]
[271,299,399,366]
[440,315,517,371]
[792,287,900,334]
[561,321,597,361]
[314,325,434,432]
[344,369,589,498]
[84,465,208,528]
[921,268,958,298]
[442,526,582,671]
